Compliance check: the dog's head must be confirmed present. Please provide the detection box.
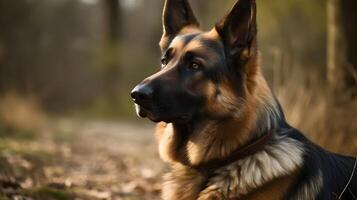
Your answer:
[131,0,259,123]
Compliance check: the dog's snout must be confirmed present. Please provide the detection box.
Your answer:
[131,84,153,106]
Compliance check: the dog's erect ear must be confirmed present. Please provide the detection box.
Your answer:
[159,0,199,51]
[215,0,257,61]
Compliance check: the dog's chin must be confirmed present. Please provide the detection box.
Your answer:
[135,104,147,118]
[135,104,191,123]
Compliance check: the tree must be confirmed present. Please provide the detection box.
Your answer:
[104,0,121,43]
[101,0,122,102]
[326,0,357,154]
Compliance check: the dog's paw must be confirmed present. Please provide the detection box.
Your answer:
[197,194,222,200]
[197,186,224,200]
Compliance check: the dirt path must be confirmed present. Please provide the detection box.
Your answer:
[0,119,164,200]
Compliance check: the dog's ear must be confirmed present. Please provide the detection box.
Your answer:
[215,0,257,62]
[159,0,199,52]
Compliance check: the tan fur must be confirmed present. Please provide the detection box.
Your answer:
[169,36,187,52]
[184,41,220,61]
[169,30,223,71]
[179,25,201,35]
[239,171,299,200]
[183,29,222,60]
[160,24,201,52]
[156,123,184,164]
[186,116,254,165]
[203,28,222,41]
[162,164,205,200]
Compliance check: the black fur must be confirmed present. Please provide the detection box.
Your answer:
[277,120,357,199]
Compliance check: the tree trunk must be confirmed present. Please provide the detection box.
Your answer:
[104,0,121,43]
[326,0,357,154]
[102,0,122,102]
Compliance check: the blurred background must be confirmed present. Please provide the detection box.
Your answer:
[0,0,355,199]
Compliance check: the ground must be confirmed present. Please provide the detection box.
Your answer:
[0,119,164,200]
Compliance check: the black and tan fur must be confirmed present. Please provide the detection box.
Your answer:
[131,0,357,199]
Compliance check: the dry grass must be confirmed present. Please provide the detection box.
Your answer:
[276,72,326,144]
[274,68,356,155]
[0,92,46,133]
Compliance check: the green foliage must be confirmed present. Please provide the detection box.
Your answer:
[0,125,36,141]
[0,196,11,200]
[23,187,74,200]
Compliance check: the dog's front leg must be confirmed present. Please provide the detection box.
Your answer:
[162,166,206,200]
[198,167,241,200]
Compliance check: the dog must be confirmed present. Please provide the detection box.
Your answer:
[131,0,357,199]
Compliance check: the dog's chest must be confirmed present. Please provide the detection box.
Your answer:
[161,137,304,200]
[162,164,297,200]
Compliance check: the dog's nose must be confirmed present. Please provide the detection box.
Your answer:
[131,84,153,106]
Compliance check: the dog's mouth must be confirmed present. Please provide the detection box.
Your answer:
[134,104,191,123]
[134,104,153,119]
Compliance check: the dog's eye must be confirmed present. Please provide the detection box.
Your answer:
[188,62,201,71]
[161,58,168,67]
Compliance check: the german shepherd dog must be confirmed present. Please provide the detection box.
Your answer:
[131,0,357,199]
